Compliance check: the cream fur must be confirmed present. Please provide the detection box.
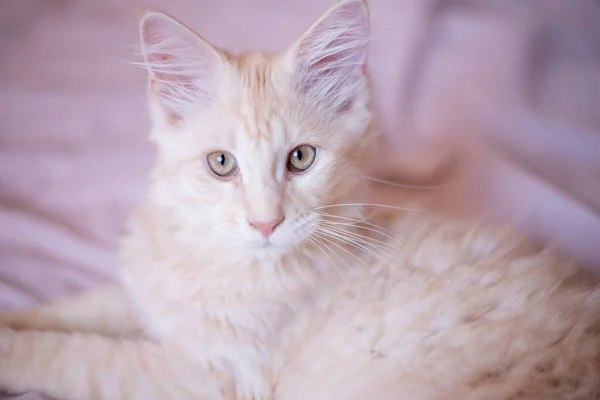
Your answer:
[1,1,599,399]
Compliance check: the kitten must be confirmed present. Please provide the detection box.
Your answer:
[1,1,599,399]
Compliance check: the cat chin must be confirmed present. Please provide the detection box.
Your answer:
[238,239,297,261]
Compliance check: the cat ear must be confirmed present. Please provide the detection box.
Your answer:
[139,11,223,124]
[290,0,370,113]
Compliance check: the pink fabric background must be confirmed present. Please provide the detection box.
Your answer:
[1,0,600,346]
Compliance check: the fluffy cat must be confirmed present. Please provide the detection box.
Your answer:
[1,1,599,399]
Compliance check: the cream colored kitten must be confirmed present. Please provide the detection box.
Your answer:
[1,1,599,399]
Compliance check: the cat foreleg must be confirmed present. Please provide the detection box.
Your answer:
[0,285,142,338]
[0,327,224,400]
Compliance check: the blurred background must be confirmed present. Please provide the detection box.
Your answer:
[1,0,599,312]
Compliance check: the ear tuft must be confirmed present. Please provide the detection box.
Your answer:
[139,12,223,123]
[292,0,370,113]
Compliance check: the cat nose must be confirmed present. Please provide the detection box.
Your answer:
[249,216,285,238]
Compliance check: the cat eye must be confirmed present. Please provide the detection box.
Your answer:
[207,151,237,177]
[288,144,316,173]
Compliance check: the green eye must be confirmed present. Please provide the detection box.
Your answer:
[207,151,237,177]
[288,144,316,173]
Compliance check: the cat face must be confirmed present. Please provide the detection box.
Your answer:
[139,0,373,258]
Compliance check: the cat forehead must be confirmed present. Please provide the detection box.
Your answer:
[230,54,291,117]
[216,52,313,142]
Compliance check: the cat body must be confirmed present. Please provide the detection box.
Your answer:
[1,1,599,399]
[122,206,600,400]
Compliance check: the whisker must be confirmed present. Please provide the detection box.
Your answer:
[289,241,319,288]
[119,310,137,341]
[314,203,441,217]
[314,211,396,235]
[307,236,351,289]
[318,214,405,246]
[314,211,402,244]
[320,220,394,248]
[319,221,408,256]
[364,175,464,190]
[317,227,383,266]
[316,227,400,272]
[136,330,147,345]
[315,232,367,286]
[316,227,387,263]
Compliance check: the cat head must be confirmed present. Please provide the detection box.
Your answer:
[139,0,374,259]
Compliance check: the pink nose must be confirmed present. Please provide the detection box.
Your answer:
[249,217,284,238]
